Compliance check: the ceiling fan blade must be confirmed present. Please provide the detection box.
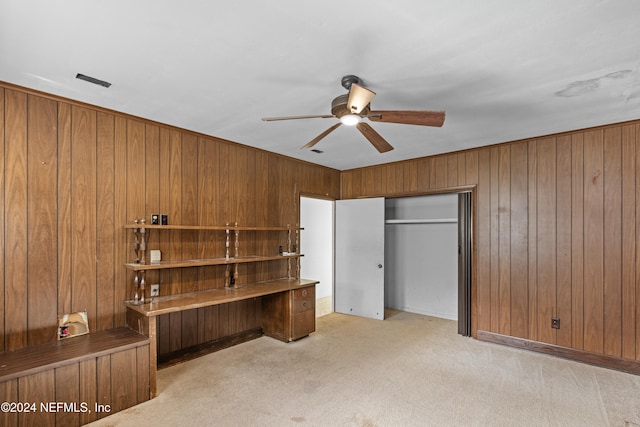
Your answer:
[347,83,376,114]
[356,123,394,153]
[262,114,335,122]
[367,110,445,127]
[301,122,342,150]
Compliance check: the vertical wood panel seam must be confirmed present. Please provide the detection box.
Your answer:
[635,124,640,359]
[600,137,605,353]
[621,127,638,359]
[95,113,99,332]
[603,129,623,356]
[577,135,584,349]
[556,137,574,345]
[0,88,4,351]
[526,144,530,337]
[69,106,73,316]
[25,94,30,346]
[527,140,537,340]
[510,145,517,336]
[22,94,30,347]
[618,133,623,356]
[535,141,539,339]
[535,142,540,339]
[553,138,557,344]
[111,116,117,327]
[637,125,639,360]
[55,100,60,340]
[621,126,638,359]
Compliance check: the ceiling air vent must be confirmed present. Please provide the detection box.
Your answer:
[76,73,111,88]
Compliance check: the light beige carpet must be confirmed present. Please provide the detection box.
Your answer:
[89,310,640,426]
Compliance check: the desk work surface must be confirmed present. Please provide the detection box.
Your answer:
[125,278,319,317]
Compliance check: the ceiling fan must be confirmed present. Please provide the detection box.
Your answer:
[261,75,445,153]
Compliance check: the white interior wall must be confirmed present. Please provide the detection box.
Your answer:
[300,197,334,315]
[384,194,458,320]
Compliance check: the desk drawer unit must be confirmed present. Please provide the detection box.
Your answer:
[292,287,315,340]
[262,285,316,342]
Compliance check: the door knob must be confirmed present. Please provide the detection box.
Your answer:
[378,264,383,269]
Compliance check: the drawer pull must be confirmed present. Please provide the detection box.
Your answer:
[301,289,307,297]
[302,301,307,308]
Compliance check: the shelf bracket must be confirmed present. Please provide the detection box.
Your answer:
[225,223,230,260]
[131,218,149,304]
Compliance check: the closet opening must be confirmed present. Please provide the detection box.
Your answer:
[384,191,472,336]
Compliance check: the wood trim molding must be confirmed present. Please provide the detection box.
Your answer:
[477,330,640,375]
[346,184,476,200]
[299,191,337,201]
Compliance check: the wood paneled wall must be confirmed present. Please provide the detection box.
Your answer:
[0,83,340,352]
[341,122,640,362]
[5,80,639,367]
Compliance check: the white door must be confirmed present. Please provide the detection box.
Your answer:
[335,198,385,320]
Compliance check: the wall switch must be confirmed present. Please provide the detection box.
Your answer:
[161,214,168,225]
[150,284,160,297]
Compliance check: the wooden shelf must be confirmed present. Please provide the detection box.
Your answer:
[125,223,303,231]
[124,220,309,398]
[124,254,302,271]
[125,278,318,317]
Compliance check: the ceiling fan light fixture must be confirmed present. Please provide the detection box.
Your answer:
[340,114,361,126]
[264,75,445,154]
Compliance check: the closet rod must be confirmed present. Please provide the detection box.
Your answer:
[384,218,458,225]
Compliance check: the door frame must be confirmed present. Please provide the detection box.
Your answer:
[344,185,477,337]
[299,193,336,317]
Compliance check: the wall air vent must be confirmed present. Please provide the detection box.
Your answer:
[76,73,111,88]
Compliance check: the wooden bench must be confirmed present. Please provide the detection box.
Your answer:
[0,327,150,427]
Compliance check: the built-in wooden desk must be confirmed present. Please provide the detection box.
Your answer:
[125,278,318,397]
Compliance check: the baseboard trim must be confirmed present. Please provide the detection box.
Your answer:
[477,330,640,375]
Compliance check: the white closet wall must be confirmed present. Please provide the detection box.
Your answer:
[300,197,334,316]
[384,194,458,320]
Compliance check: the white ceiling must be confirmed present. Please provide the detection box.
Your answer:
[2,1,640,170]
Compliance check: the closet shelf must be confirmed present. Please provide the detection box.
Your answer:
[385,218,458,224]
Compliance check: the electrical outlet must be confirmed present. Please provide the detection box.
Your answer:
[551,317,560,329]
[151,214,159,225]
[150,284,160,297]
